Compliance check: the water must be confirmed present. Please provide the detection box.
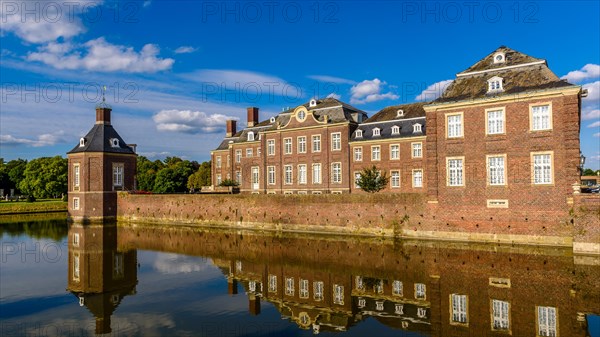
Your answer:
[1,216,599,337]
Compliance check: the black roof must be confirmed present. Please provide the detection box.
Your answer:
[68,124,135,154]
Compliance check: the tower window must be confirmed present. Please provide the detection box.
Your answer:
[79,138,86,147]
[110,138,119,147]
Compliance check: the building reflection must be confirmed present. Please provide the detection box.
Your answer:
[67,224,137,334]
[116,225,599,336]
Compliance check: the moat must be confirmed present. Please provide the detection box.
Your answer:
[1,216,599,337]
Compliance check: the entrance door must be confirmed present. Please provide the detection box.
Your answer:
[252,167,259,190]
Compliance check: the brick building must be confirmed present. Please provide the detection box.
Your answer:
[211,46,583,212]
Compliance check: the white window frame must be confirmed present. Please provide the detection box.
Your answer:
[297,136,307,154]
[284,138,292,155]
[355,129,363,138]
[446,157,465,187]
[331,132,341,151]
[236,171,241,185]
[284,165,293,185]
[73,252,80,281]
[216,174,222,185]
[415,283,426,300]
[267,166,276,185]
[391,125,400,135]
[485,107,505,135]
[391,170,400,188]
[354,147,363,162]
[491,299,510,332]
[113,163,124,187]
[313,281,324,301]
[331,162,342,184]
[390,144,400,160]
[413,123,422,133]
[312,135,321,152]
[446,112,464,138]
[312,163,322,184]
[73,164,80,190]
[354,171,361,189]
[372,128,380,137]
[487,154,507,186]
[267,139,275,156]
[299,279,309,299]
[72,197,80,210]
[531,151,554,185]
[73,233,80,247]
[412,169,423,188]
[371,145,381,161]
[411,142,423,158]
[246,148,253,157]
[268,274,277,293]
[487,76,504,92]
[392,280,403,296]
[333,284,344,305]
[216,156,222,168]
[530,103,553,131]
[298,164,307,184]
[537,306,557,337]
[235,150,242,163]
[247,131,255,141]
[451,294,468,325]
[285,277,294,296]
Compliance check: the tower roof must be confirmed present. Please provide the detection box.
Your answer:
[68,124,135,154]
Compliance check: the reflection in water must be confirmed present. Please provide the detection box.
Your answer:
[67,224,137,334]
[112,224,600,337]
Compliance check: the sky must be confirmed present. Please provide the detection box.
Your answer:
[1,0,599,169]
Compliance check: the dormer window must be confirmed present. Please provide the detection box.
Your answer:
[413,123,422,133]
[493,52,506,64]
[396,109,404,117]
[247,131,255,141]
[391,125,400,135]
[270,116,276,123]
[110,138,119,147]
[373,128,381,137]
[487,76,504,93]
[355,129,363,138]
[309,99,317,107]
[79,138,86,147]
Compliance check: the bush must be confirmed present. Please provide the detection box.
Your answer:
[219,179,240,187]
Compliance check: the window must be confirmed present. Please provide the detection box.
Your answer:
[354,147,363,161]
[412,142,422,158]
[79,138,85,147]
[488,76,503,92]
[354,172,361,189]
[113,253,124,279]
[391,125,400,135]
[216,174,222,185]
[355,129,363,138]
[331,163,342,184]
[284,165,293,185]
[333,284,344,305]
[371,146,381,161]
[312,164,321,184]
[415,283,426,300]
[395,304,404,314]
[531,104,552,131]
[246,148,253,157]
[413,123,422,133]
[268,166,276,185]
[297,136,307,153]
[73,253,80,280]
[358,298,366,308]
[392,280,403,296]
[235,150,242,163]
[532,152,553,185]
[299,279,309,299]
[488,155,506,186]
[373,128,380,136]
[110,138,119,147]
[413,169,423,188]
[73,233,80,247]
[297,109,306,121]
[284,138,292,154]
[391,171,400,188]
[492,300,510,331]
[447,157,464,186]
[376,301,384,311]
[113,164,123,187]
[236,171,241,184]
[257,148,261,156]
[314,281,324,301]
[355,276,364,290]
[298,164,307,184]
[446,113,463,138]
[72,197,80,210]
[331,132,341,151]
[247,131,254,141]
[216,156,222,168]
[537,306,557,337]
[312,135,321,152]
[486,108,505,135]
[390,144,400,160]
[73,164,80,189]
[268,275,277,292]
[451,294,468,324]
[493,52,505,63]
[285,277,294,296]
[267,140,275,156]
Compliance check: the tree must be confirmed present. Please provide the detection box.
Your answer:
[356,165,389,193]
[18,156,67,198]
[0,158,27,194]
[136,156,164,191]
[153,159,195,193]
[219,179,239,187]
[582,168,597,176]
[187,161,211,191]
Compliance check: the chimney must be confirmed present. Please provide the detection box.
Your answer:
[247,107,259,127]
[95,107,112,125]
[226,120,237,137]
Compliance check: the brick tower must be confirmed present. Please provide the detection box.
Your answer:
[67,101,137,223]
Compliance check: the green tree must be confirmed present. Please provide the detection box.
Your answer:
[153,159,195,193]
[136,156,164,191]
[18,156,67,198]
[582,168,597,176]
[356,165,389,193]
[219,179,239,187]
[0,158,28,194]
[187,161,211,191]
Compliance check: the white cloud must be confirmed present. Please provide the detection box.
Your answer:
[326,92,341,100]
[350,78,399,104]
[561,64,600,83]
[0,131,65,147]
[27,37,174,73]
[174,46,197,54]
[0,0,102,43]
[594,133,600,138]
[582,81,600,120]
[588,121,600,128]
[416,79,453,101]
[153,109,237,134]
[308,75,357,85]
[181,69,295,98]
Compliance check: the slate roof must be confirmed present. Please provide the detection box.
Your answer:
[352,102,426,142]
[68,124,136,154]
[436,46,577,103]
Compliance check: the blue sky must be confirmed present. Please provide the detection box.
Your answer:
[1,0,599,168]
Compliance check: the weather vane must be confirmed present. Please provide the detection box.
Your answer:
[102,85,107,103]
[96,85,111,109]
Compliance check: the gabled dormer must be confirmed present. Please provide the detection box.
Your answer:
[487,76,504,93]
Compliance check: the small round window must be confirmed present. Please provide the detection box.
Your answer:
[297,110,306,122]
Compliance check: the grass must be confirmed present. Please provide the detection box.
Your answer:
[0,199,67,214]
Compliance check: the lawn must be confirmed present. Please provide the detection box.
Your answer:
[0,199,67,214]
